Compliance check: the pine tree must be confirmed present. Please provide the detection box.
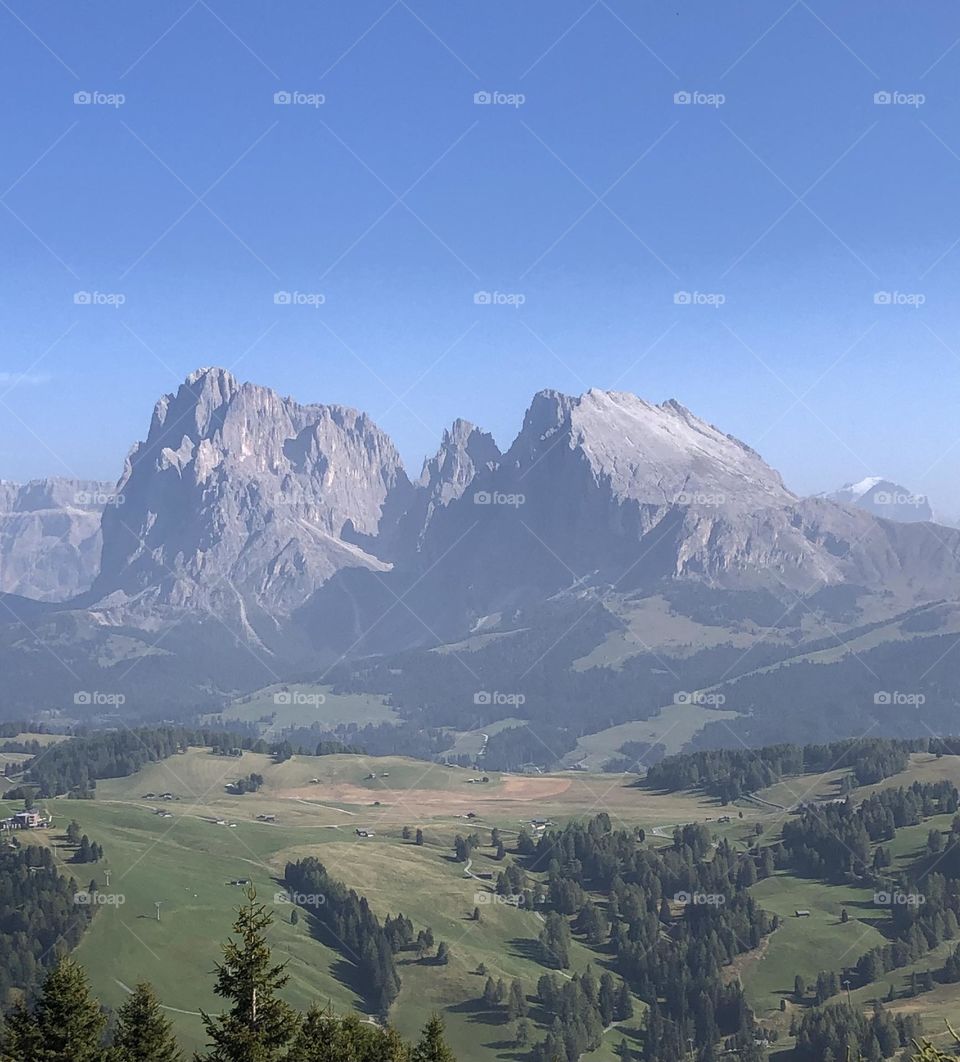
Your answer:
[113,982,182,1061]
[412,1014,456,1062]
[507,980,527,1021]
[1,957,108,1062]
[197,889,300,1062]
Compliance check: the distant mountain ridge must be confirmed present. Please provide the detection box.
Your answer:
[0,478,113,601]
[8,368,960,662]
[825,477,934,523]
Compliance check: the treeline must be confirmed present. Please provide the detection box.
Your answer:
[283,858,410,1016]
[781,780,959,879]
[482,724,577,772]
[13,726,359,798]
[644,737,932,802]
[0,890,460,1061]
[794,1002,922,1061]
[523,815,774,1060]
[0,845,94,1006]
[778,781,960,1006]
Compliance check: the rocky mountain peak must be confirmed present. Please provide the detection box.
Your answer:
[504,387,791,509]
[825,477,934,523]
[93,368,410,634]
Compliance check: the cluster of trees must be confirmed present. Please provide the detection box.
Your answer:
[780,780,960,1011]
[282,858,413,1016]
[522,815,775,1059]
[227,772,264,795]
[0,844,95,1005]
[781,781,959,880]
[530,968,632,1062]
[0,891,460,1061]
[602,740,666,774]
[793,1001,922,1060]
[645,737,925,801]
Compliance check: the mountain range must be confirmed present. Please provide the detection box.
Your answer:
[3,367,960,762]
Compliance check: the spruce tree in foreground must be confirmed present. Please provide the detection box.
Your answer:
[412,1014,456,1062]
[113,981,182,1062]
[1,957,108,1062]
[197,889,300,1062]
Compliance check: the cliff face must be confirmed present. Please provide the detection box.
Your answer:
[93,368,411,634]
[0,479,112,600]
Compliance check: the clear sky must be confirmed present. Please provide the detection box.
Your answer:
[2,2,959,513]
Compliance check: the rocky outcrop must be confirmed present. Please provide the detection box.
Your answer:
[0,479,113,600]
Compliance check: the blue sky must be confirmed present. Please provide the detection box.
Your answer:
[2,1,960,512]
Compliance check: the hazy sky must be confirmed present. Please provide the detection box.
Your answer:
[2,2,959,513]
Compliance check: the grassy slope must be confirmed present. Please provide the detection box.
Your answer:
[13,747,960,1058]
